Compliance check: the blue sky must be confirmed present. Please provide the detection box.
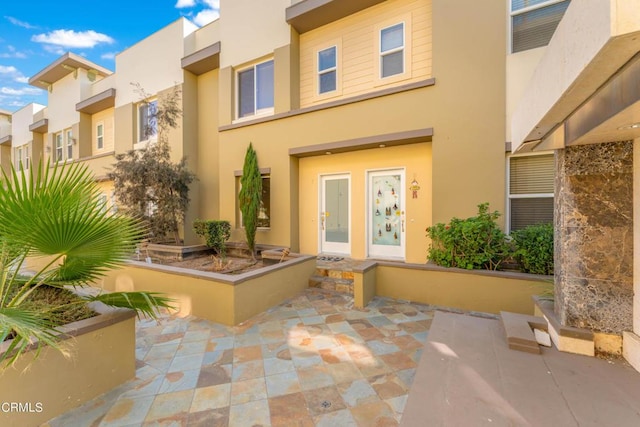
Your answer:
[0,0,219,112]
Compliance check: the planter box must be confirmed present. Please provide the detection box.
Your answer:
[99,253,317,326]
[0,304,136,427]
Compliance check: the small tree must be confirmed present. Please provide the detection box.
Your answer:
[109,84,195,244]
[238,143,261,260]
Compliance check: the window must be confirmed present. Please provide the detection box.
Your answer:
[138,99,158,142]
[55,132,63,162]
[14,146,22,171]
[238,60,274,119]
[237,174,271,229]
[98,194,108,215]
[24,145,30,170]
[96,123,104,149]
[318,46,337,94]
[511,0,571,53]
[66,128,73,160]
[380,23,404,78]
[508,154,554,231]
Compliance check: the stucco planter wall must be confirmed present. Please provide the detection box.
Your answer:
[0,304,136,427]
[99,254,317,325]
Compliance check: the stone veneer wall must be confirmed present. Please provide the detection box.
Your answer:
[555,141,633,334]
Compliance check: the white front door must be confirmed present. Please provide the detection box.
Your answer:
[320,174,350,255]
[367,169,405,259]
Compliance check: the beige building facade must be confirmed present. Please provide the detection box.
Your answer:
[5,0,562,264]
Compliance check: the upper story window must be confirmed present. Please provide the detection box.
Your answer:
[511,0,571,53]
[238,60,274,119]
[138,99,158,142]
[318,46,337,94]
[508,153,554,232]
[96,122,104,150]
[53,129,73,162]
[66,128,73,160]
[14,146,28,171]
[380,23,405,78]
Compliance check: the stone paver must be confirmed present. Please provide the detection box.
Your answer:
[45,288,437,427]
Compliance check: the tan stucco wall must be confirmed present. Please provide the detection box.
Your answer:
[298,143,431,263]
[430,0,506,224]
[219,0,291,68]
[0,316,135,427]
[218,85,434,253]
[196,70,221,220]
[376,265,552,315]
[99,257,316,325]
[299,0,432,107]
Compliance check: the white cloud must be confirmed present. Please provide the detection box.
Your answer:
[42,44,65,56]
[0,45,28,59]
[32,29,114,49]
[0,87,42,96]
[175,0,196,8]
[202,0,220,9]
[193,8,219,26]
[0,66,19,75]
[101,52,117,60]
[0,66,28,83]
[5,16,37,30]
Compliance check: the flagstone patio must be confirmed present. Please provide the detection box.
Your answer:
[45,288,487,426]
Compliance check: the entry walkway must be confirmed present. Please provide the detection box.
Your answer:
[46,289,441,426]
[402,312,640,426]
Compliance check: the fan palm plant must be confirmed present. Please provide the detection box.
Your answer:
[0,161,172,369]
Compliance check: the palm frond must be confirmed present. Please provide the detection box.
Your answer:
[0,307,63,368]
[82,292,174,319]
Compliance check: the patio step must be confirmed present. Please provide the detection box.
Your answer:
[309,273,354,295]
[500,311,548,354]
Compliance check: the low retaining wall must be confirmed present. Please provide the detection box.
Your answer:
[99,254,317,325]
[354,261,552,315]
[0,305,135,427]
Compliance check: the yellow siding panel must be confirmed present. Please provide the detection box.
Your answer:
[300,0,432,107]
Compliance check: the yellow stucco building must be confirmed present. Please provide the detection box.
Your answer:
[1,0,563,264]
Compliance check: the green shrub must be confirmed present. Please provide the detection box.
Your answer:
[193,219,231,257]
[511,223,554,275]
[426,203,509,270]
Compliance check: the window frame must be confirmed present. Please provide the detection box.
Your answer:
[317,45,338,95]
[65,128,73,161]
[509,0,570,54]
[14,146,22,171]
[379,22,405,79]
[235,59,275,121]
[96,122,104,150]
[137,99,158,144]
[506,151,555,233]
[54,132,63,163]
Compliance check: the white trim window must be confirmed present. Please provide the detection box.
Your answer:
[66,128,73,160]
[380,23,405,78]
[511,0,571,53]
[138,99,158,142]
[24,145,30,170]
[508,153,554,232]
[237,60,274,119]
[54,132,63,162]
[96,122,104,150]
[14,146,23,171]
[318,46,337,94]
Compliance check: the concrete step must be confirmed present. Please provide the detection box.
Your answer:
[314,267,354,280]
[500,311,548,354]
[308,275,354,295]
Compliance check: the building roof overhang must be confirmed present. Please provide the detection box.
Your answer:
[76,88,116,114]
[29,118,48,133]
[181,42,220,75]
[286,0,387,34]
[511,1,640,153]
[289,128,433,158]
[29,52,112,90]
[0,135,11,146]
